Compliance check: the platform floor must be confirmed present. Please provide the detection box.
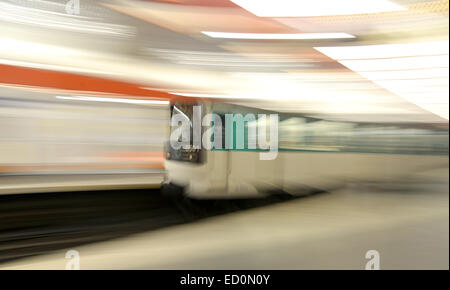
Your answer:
[2,169,448,270]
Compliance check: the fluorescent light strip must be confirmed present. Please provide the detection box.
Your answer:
[56,96,169,105]
[339,55,449,71]
[202,31,355,40]
[357,68,449,81]
[372,78,449,88]
[230,0,406,17]
[315,40,449,60]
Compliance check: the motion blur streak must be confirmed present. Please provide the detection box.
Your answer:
[55,95,170,105]
[0,85,169,194]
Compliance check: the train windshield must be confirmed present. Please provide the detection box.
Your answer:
[166,102,203,163]
[172,103,194,125]
[169,102,195,147]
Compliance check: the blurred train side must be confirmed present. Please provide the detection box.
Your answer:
[1,89,448,198]
[165,102,449,199]
[0,86,169,194]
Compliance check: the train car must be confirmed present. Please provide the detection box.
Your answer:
[0,86,170,194]
[164,100,449,199]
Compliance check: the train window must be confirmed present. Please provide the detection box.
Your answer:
[277,117,449,155]
[166,102,204,163]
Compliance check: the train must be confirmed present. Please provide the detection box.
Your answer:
[164,100,449,199]
[1,86,448,198]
